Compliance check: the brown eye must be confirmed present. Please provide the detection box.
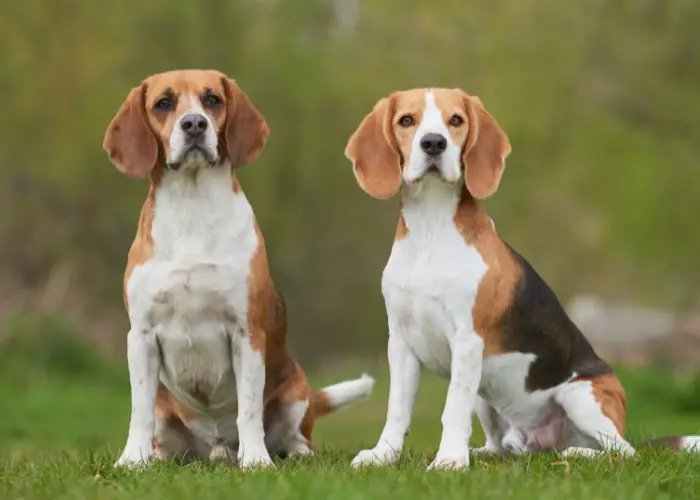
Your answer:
[449,114,464,127]
[154,97,173,111]
[203,94,221,108]
[399,115,415,127]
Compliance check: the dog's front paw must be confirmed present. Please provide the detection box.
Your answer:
[428,448,470,471]
[427,455,470,470]
[238,448,275,470]
[351,446,399,468]
[114,440,155,469]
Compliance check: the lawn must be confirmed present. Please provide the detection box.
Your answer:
[2,319,700,499]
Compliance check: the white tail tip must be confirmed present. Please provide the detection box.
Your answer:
[322,373,375,410]
[681,436,700,452]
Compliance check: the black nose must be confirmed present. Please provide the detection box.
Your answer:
[420,133,447,156]
[180,114,208,138]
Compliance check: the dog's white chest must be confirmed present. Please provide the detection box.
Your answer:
[126,168,258,421]
[382,180,488,376]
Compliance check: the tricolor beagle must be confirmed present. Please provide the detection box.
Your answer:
[344,88,699,470]
[103,70,373,469]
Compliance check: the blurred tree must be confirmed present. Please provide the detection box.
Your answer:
[0,0,698,364]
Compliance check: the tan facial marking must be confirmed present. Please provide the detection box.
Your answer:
[347,88,509,199]
[104,69,270,178]
[432,89,470,156]
[390,89,428,169]
[144,70,228,161]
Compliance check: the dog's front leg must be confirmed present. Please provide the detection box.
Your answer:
[428,332,483,470]
[115,328,160,468]
[352,331,421,468]
[232,331,274,469]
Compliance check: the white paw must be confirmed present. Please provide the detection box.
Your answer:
[208,444,236,462]
[501,429,529,455]
[427,451,470,471]
[288,446,314,459]
[114,440,155,468]
[561,446,600,458]
[238,449,275,470]
[351,447,399,468]
[471,443,501,456]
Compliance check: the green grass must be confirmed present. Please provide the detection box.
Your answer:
[2,315,700,498]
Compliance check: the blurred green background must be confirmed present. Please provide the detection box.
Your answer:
[2,0,700,364]
[1,0,700,460]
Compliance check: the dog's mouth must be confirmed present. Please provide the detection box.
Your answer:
[405,162,463,186]
[420,162,460,185]
[167,145,218,171]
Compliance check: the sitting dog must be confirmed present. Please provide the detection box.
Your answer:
[103,69,373,469]
[344,88,699,469]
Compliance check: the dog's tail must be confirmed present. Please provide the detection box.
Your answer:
[639,435,700,452]
[310,373,375,419]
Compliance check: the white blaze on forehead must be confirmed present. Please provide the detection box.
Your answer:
[168,94,219,165]
[418,91,450,135]
[404,90,462,183]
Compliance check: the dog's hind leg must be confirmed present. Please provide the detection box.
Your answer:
[556,374,635,458]
[153,415,207,463]
[264,364,314,459]
[152,386,209,462]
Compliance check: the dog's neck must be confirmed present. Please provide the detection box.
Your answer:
[158,162,233,196]
[400,175,490,239]
[149,161,255,261]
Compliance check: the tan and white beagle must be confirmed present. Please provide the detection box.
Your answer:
[344,88,699,470]
[103,70,373,469]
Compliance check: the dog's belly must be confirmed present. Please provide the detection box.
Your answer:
[480,352,571,450]
[129,260,250,445]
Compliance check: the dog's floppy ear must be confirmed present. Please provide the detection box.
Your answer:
[222,78,270,168]
[103,83,158,178]
[462,95,511,199]
[345,96,402,200]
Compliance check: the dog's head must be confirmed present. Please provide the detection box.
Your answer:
[345,88,511,200]
[103,69,269,177]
